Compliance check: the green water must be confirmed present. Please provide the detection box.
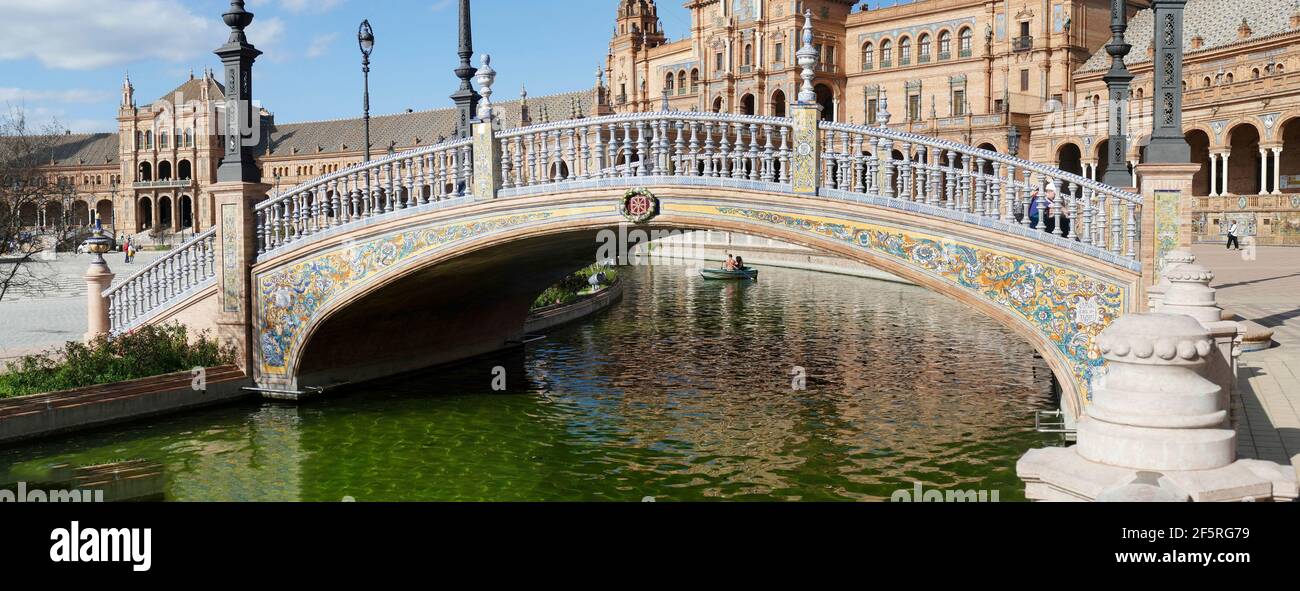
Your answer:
[0,265,1061,501]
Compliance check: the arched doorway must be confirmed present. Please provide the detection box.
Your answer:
[1056,143,1083,178]
[178,160,192,180]
[1279,118,1300,193]
[740,94,756,116]
[770,90,787,118]
[96,199,114,228]
[138,162,152,182]
[815,84,834,122]
[43,201,63,228]
[18,202,38,227]
[1185,130,1212,195]
[1227,124,1262,195]
[712,96,723,113]
[158,161,172,181]
[71,200,90,226]
[179,195,194,230]
[158,196,173,229]
[138,197,153,231]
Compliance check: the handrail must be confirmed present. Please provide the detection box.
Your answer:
[102,228,215,300]
[819,120,1141,205]
[103,228,217,334]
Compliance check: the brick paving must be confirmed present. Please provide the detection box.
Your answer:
[1192,244,1300,468]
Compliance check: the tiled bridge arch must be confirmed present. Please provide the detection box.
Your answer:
[102,110,1146,419]
[249,180,1140,418]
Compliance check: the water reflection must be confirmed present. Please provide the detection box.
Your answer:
[0,264,1057,501]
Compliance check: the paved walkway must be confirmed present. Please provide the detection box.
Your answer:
[0,251,165,362]
[1193,245,1300,467]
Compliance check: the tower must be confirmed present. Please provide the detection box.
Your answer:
[120,74,135,111]
[607,0,666,111]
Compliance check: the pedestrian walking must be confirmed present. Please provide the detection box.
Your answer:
[1227,221,1240,250]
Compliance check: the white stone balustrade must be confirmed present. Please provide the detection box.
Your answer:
[102,229,217,334]
[1147,248,1196,311]
[1155,262,1245,410]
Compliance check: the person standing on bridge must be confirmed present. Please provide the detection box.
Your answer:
[1227,221,1241,250]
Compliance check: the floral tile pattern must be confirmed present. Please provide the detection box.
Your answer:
[255,211,554,378]
[711,205,1130,402]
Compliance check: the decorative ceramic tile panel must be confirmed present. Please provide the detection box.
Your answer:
[693,204,1128,402]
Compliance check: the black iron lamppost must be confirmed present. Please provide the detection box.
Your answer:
[1145,0,1191,163]
[1102,0,1134,187]
[1007,125,1022,158]
[358,20,375,164]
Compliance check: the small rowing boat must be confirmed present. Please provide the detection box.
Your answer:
[700,267,759,281]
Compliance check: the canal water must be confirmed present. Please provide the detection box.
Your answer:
[0,264,1061,501]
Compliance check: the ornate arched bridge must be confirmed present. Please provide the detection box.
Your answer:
[96,108,1146,418]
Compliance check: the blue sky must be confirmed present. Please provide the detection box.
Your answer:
[0,0,709,133]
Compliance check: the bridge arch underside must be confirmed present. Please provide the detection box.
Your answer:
[252,186,1141,419]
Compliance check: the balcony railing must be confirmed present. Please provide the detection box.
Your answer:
[133,179,194,190]
[959,48,972,58]
[815,63,838,73]
[1013,36,1034,52]
[740,65,753,74]
[938,51,951,61]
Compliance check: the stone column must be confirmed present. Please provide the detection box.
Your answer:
[1017,313,1298,502]
[1134,162,1200,299]
[1208,153,1219,196]
[84,264,114,342]
[1272,147,1283,194]
[471,55,500,201]
[213,181,270,374]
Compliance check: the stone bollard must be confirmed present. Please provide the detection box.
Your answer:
[82,222,115,343]
[1080,314,1232,471]
[1017,312,1297,501]
[1155,262,1244,410]
[1147,248,1195,312]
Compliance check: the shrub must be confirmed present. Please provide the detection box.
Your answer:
[531,263,620,310]
[0,324,236,398]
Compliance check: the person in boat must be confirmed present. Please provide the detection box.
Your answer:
[734,256,746,271]
[724,254,736,270]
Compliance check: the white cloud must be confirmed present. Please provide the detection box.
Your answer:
[280,0,344,13]
[0,0,289,70]
[0,88,115,104]
[431,0,453,12]
[306,33,340,59]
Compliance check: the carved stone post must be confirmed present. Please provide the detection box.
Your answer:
[471,54,500,201]
[1146,248,1194,311]
[1018,313,1297,502]
[1156,263,1245,409]
[82,221,115,342]
[790,10,821,195]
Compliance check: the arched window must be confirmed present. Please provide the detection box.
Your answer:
[135,131,142,150]
[743,44,753,67]
[677,71,687,94]
[159,130,168,148]
[184,128,193,147]
[958,28,973,57]
[880,39,893,68]
[1226,72,1234,84]
[690,69,700,93]
[899,36,911,66]
[1203,77,1211,88]
[918,33,931,63]
[861,42,874,71]
[939,31,952,59]
[145,130,153,149]
[665,72,675,94]
[1253,68,1261,79]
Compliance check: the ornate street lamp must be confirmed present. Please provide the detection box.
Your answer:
[1007,125,1022,158]
[358,19,375,164]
